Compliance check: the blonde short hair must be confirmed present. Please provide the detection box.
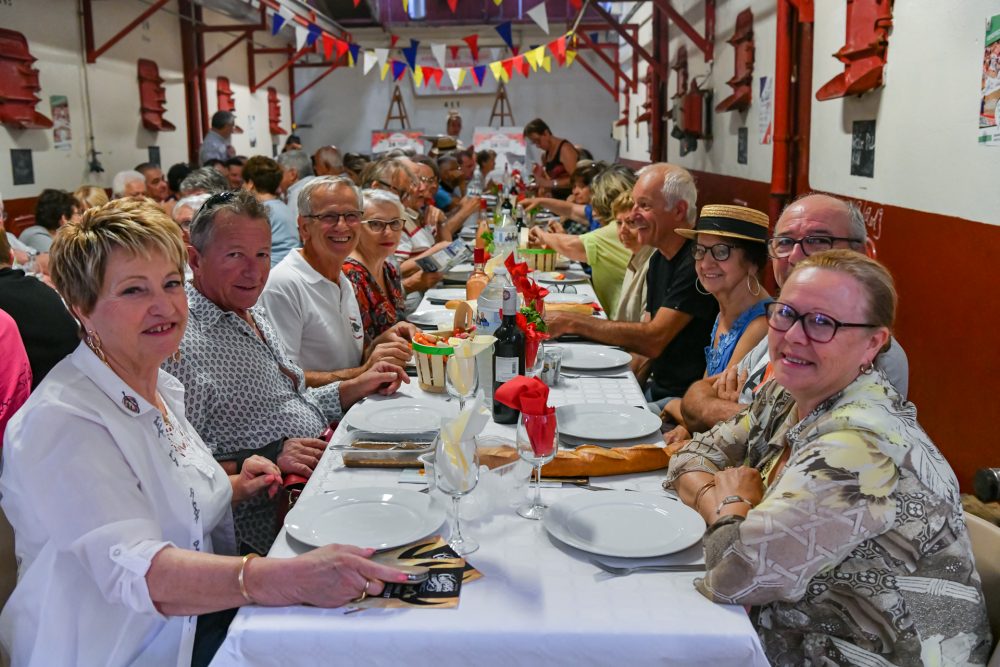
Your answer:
[610,191,635,219]
[50,198,187,315]
[589,165,636,223]
[74,185,109,212]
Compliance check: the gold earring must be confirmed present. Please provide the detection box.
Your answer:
[85,330,107,364]
[170,349,182,363]
[746,274,762,296]
[859,361,875,374]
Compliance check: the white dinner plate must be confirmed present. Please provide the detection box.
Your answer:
[408,309,457,329]
[555,344,632,371]
[534,271,589,284]
[556,404,661,441]
[344,398,457,433]
[544,293,591,305]
[543,491,705,558]
[426,288,467,304]
[286,487,447,550]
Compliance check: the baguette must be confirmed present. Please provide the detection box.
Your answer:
[479,444,672,477]
[543,302,595,315]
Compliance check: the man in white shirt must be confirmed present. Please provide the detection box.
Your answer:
[261,176,417,385]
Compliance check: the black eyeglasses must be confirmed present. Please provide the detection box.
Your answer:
[362,218,404,232]
[766,235,861,259]
[692,243,736,262]
[418,176,438,185]
[305,210,363,226]
[376,180,410,198]
[765,301,877,343]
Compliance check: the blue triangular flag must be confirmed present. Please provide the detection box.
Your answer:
[472,64,487,86]
[495,22,514,50]
[271,13,285,35]
[589,32,599,44]
[402,39,420,71]
[392,60,407,80]
[306,23,321,47]
[348,43,361,65]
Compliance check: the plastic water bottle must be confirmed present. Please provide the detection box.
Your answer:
[476,267,511,404]
[492,211,519,266]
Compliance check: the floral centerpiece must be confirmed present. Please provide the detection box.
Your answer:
[504,255,549,368]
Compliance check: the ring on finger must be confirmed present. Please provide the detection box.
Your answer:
[351,579,371,604]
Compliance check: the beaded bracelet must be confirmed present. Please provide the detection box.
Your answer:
[239,553,260,604]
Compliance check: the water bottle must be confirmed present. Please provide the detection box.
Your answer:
[493,211,519,266]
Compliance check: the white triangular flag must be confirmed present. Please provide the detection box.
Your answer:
[447,66,465,90]
[363,49,378,75]
[431,43,447,70]
[375,48,390,69]
[277,3,293,22]
[526,2,549,34]
[294,24,308,51]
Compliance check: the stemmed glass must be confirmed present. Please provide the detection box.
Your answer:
[515,413,558,519]
[434,434,480,554]
[445,355,478,410]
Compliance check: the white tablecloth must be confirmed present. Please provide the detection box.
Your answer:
[210,375,768,667]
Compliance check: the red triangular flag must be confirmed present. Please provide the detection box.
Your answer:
[334,37,349,60]
[449,45,460,60]
[446,0,458,12]
[511,45,520,56]
[549,36,567,65]
[514,55,529,77]
[353,0,361,7]
[390,34,400,48]
[568,0,582,9]
[430,67,444,87]
[463,34,479,62]
[322,33,335,61]
[502,58,514,79]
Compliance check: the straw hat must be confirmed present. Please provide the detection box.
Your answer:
[674,204,769,243]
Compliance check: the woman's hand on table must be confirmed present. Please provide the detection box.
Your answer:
[340,361,410,408]
[231,455,282,505]
[712,466,765,520]
[276,438,327,478]
[255,545,409,608]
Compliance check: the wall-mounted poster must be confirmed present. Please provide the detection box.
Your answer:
[758,77,773,145]
[472,126,526,174]
[851,120,876,178]
[50,95,71,150]
[979,14,1000,145]
[371,129,426,155]
[737,127,748,164]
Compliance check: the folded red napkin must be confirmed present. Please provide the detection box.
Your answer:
[494,376,557,456]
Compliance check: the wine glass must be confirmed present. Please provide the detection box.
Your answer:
[445,354,478,410]
[434,434,480,554]
[515,412,558,520]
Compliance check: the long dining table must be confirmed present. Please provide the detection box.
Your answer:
[210,263,769,667]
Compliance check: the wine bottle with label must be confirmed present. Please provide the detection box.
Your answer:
[492,284,525,424]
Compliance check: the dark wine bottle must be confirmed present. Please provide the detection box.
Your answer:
[492,284,525,424]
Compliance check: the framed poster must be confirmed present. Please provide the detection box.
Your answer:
[472,126,526,174]
[371,129,426,155]
[979,13,1000,145]
[850,120,876,178]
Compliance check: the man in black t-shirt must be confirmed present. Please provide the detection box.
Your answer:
[545,163,717,401]
[0,228,79,388]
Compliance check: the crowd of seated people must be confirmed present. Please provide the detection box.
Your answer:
[0,126,991,667]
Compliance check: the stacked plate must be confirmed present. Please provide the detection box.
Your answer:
[556,404,662,447]
[425,288,467,305]
[408,309,458,330]
[556,344,631,372]
[534,271,589,285]
[343,398,458,433]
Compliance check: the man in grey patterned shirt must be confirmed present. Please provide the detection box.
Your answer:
[164,191,408,553]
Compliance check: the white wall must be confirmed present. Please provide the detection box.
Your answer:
[293,47,620,162]
[0,0,291,199]
[809,0,1000,227]
[614,1,655,163]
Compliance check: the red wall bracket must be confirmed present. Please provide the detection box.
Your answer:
[215,77,244,133]
[0,28,53,129]
[636,68,653,124]
[138,58,175,132]
[715,8,754,113]
[671,45,688,100]
[267,87,286,135]
[816,0,893,101]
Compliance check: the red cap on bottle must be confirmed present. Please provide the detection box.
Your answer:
[480,199,487,210]
[473,247,485,264]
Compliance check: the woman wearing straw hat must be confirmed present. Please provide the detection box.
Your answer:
[660,205,773,441]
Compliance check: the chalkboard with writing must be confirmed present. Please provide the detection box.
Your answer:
[851,120,876,178]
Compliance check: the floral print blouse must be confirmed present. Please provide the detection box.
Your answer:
[343,258,405,344]
[665,371,992,666]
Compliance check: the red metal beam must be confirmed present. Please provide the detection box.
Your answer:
[82,0,170,63]
[574,54,617,100]
[577,31,631,92]
[650,0,713,60]
[292,54,348,100]
[589,3,667,81]
[251,45,312,94]
[199,31,249,74]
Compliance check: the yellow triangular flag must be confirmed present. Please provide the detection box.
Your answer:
[489,61,506,82]
[413,65,424,86]
[541,55,552,73]
[492,0,502,5]
[380,62,391,81]
[565,50,577,67]
[525,47,540,71]
[402,0,409,12]
[456,68,467,88]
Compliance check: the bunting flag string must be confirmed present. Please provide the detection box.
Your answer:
[463,34,479,62]
[270,12,286,35]
[306,23,321,47]
[430,43,447,70]
[526,2,549,35]
[495,22,514,51]
[348,43,361,66]
[471,64,487,86]
[401,39,420,70]
[363,50,378,75]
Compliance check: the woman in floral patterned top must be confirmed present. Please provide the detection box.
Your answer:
[666,251,991,666]
[344,189,407,344]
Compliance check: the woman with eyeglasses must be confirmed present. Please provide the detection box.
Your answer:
[663,251,990,666]
[343,190,408,344]
[658,205,772,440]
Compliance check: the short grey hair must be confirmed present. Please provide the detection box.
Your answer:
[189,190,269,253]
[361,188,405,219]
[112,170,145,197]
[368,157,415,190]
[179,167,229,196]
[638,164,698,225]
[298,175,362,217]
[785,192,868,245]
[172,193,212,223]
[277,149,314,180]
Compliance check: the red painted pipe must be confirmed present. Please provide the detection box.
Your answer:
[769,0,794,226]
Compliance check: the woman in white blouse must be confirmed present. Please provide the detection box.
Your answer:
[0,199,408,667]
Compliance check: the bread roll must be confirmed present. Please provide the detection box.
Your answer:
[543,302,595,315]
[479,444,672,477]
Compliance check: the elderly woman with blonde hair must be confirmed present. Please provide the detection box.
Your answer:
[612,191,655,322]
[0,198,409,667]
[664,251,990,665]
[73,184,109,212]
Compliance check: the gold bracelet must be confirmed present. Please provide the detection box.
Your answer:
[694,480,716,510]
[238,553,260,605]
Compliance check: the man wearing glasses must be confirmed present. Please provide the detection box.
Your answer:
[678,193,909,434]
[260,176,418,383]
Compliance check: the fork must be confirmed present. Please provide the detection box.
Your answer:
[591,560,706,576]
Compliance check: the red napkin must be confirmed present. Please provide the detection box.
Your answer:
[494,377,557,456]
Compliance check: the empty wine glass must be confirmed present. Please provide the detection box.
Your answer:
[434,433,480,554]
[515,412,558,520]
[445,354,479,410]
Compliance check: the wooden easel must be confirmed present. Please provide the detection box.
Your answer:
[489,83,515,127]
[384,84,411,129]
